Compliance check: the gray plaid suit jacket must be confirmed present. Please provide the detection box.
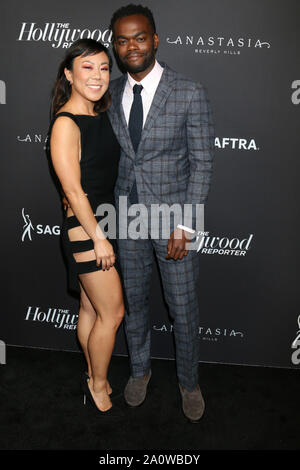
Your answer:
[108,61,215,230]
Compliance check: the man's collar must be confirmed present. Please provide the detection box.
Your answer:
[126,59,164,94]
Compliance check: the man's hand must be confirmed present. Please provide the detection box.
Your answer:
[166,228,191,260]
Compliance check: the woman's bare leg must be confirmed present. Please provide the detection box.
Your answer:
[78,267,124,411]
[77,283,96,378]
[68,219,124,410]
[76,283,112,395]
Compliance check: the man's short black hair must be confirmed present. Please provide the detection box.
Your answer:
[109,4,156,38]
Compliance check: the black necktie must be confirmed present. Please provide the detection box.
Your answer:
[128,84,143,203]
[129,84,143,152]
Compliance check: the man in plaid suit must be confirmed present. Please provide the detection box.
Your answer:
[108,4,215,422]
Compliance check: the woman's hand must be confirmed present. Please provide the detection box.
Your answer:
[94,238,116,271]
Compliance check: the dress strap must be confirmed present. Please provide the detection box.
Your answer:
[50,111,79,126]
[54,111,77,118]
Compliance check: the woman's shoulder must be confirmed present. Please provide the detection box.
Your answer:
[49,111,80,141]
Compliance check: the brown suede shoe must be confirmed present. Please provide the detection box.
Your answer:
[178,383,205,423]
[124,370,152,407]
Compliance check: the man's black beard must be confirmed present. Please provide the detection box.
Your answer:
[121,49,156,74]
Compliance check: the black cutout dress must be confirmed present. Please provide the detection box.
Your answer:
[48,111,122,296]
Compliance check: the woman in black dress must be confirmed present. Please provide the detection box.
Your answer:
[48,39,124,415]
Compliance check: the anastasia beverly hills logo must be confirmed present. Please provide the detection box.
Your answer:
[166,33,271,55]
[17,132,48,149]
[17,22,112,48]
[153,323,244,342]
[21,208,60,241]
[25,306,78,330]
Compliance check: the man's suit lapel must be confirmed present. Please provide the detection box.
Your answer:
[109,76,136,161]
[137,64,175,157]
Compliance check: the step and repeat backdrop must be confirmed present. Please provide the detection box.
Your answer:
[1,0,299,369]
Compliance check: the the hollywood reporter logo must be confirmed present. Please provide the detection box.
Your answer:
[25,306,78,330]
[17,22,112,49]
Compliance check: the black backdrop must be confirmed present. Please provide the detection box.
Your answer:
[1,0,300,369]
